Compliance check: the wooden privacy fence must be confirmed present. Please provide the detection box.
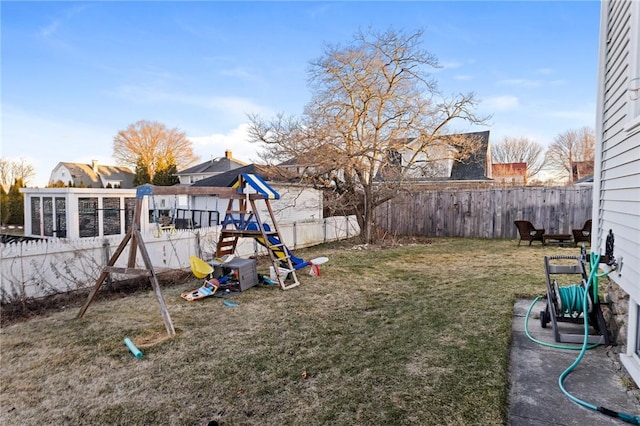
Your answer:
[375,186,593,239]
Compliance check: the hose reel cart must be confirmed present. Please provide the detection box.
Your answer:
[539,253,612,346]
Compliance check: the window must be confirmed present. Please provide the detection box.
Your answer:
[103,197,121,235]
[30,197,40,236]
[389,149,402,166]
[55,197,66,237]
[43,197,54,236]
[124,198,136,232]
[78,197,98,237]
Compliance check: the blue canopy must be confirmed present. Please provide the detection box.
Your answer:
[232,173,280,199]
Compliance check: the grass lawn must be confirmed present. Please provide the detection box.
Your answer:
[0,238,582,425]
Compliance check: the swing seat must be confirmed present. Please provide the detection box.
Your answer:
[190,256,213,279]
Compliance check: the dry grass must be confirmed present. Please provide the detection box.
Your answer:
[0,238,580,425]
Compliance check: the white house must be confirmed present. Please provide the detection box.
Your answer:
[21,172,323,239]
[175,150,245,185]
[49,160,135,188]
[594,0,640,385]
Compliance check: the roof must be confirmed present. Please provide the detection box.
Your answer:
[178,156,246,175]
[52,162,135,188]
[190,164,285,188]
[449,131,491,180]
[575,174,594,184]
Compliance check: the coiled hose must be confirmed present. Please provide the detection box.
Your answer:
[526,253,640,424]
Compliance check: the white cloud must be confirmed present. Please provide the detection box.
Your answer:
[536,68,554,75]
[39,19,61,38]
[454,74,474,81]
[482,95,519,111]
[219,66,258,81]
[189,123,262,164]
[436,60,463,71]
[498,78,543,88]
[542,108,596,125]
[108,85,271,120]
[498,78,564,88]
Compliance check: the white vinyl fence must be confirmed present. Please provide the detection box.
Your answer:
[1,216,360,304]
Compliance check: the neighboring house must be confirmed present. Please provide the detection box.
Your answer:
[492,162,527,185]
[279,130,492,183]
[380,131,492,181]
[594,0,640,385]
[49,160,134,188]
[570,160,595,183]
[186,164,323,225]
[22,151,321,240]
[20,168,323,239]
[176,150,245,185]
[448,131,492,181]
[383,137,458,180]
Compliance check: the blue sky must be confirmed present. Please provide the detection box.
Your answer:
[1,1,601,187]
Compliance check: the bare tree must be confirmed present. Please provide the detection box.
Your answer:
[545,127,595,183]
[491,136,545,181]
[112,120,199,181]
[0,157,36,190]
[248,28,488,243]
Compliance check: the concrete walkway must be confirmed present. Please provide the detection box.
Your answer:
[509,298,640,425]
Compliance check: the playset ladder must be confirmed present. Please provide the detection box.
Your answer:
[216,194,300,290]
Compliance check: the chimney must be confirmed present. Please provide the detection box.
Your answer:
[225,150,232,159]
[91,160,98,172]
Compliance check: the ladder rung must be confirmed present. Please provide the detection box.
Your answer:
[280,281,300,290]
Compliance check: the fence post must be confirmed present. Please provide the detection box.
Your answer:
[323,218,327,243]
[102,240,112,290]
[195,231,201,259]
[346,216,349,238]
[293,221,297,249]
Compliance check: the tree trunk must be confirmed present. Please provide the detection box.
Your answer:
[361,202,375,244]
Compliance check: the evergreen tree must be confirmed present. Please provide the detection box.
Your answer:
[133,158,151,186]
[152,164,179,186]
[0,185,10,226]
[8,178,24,225]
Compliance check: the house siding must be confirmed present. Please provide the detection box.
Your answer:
[595,0,640,385]
[182,185,323,225]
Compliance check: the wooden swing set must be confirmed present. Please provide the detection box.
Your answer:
[76,175,301,337]
[76,184,235,337]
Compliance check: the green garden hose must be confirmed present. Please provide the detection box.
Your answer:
[526,253,640,424]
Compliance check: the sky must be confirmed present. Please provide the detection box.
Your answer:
[1,0,602,187]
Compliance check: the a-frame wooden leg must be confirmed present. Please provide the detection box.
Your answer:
[133,228,176,336]
[77,228,133,318]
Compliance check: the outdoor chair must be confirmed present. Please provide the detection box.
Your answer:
[514,220,545,246]
[572,219,592,246]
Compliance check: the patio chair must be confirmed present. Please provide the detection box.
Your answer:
[572,219,592,246]
[514,220,545,246]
